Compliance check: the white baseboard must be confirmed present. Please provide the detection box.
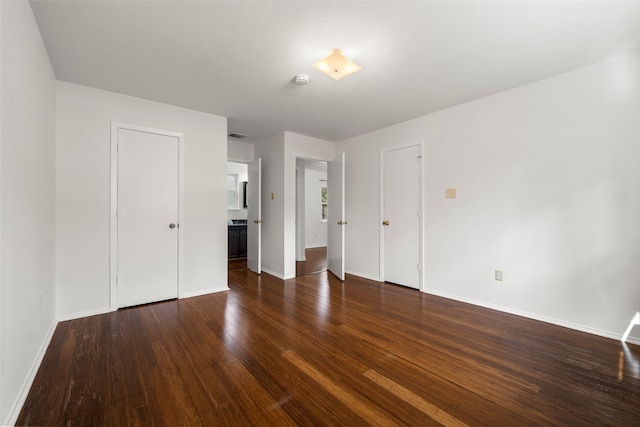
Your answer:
[57,306,111,322]
[261,268,285,280]
[345,270,382,282]
[5,318,58,427]
[182,287,229,299]
[423,288,640,344]
[305,244,327,249]
[626,336,640,346]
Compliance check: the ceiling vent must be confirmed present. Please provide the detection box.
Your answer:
[228,133,248,139]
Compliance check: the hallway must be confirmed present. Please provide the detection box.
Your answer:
[296,247,327,277]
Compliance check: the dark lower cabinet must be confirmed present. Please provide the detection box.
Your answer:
[228,225,247,258]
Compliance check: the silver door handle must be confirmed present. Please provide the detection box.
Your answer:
[169,223,176,229]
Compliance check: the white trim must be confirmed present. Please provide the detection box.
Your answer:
[4,319,57,427]
[304,244,327,249]
[424,288,640,345]
[379,140,425,291]
[261,268,286,280]
[626,336,640,346]
[110,121,185,310]
[57,307,111,322]
[177,130,185,299]
[182,287,230,299]
[345,270,383,282]
[227,157,251,164]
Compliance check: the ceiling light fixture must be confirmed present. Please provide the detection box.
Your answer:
[313,48,362,81]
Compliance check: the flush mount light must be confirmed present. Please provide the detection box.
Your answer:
[313,48,362,81]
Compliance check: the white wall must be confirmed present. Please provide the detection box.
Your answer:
[227,161,248,220]
[56,82,228,319]
[283,132,335,278]
[338,52,640,344]
[1,2,57,424]
[228,139,254,163]
[254,132,335,278]
[254,133,285,277]
[305,168,328,248]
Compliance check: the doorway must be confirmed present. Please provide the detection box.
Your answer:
[227,161,249,271]
[295,158,328,276]
[110,122,184,309]
[226,158,262,274]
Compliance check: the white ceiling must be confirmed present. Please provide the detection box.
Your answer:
[30,1,640,143]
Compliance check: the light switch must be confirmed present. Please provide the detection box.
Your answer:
[446,188,457,199]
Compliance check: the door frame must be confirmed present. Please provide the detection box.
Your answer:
[246,157,262,274]
[379,141,424,291]
[290,155,331,278]
[109,121,185,311]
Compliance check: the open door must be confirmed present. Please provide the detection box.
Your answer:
[327,153,345,280]
[247,158,262,274]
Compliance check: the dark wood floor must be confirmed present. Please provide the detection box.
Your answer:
[296,246,327,277]
[228,257,247,271]
[18,270,640,425]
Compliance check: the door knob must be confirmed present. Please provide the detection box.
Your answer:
[383,221,389,226]
[169,223,176,229]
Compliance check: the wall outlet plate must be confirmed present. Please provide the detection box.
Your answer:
[495,270,503,281]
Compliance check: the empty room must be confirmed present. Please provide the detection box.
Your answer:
[2,1,640,425]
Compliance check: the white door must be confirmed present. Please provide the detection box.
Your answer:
[382,145,420,289]
[295,166,306,262]
[117,128,179,307]
[247,158,262,274]
[327,153,346,280]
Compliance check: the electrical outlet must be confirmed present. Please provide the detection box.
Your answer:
[495,270,503,281]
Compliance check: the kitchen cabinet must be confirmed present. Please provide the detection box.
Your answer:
[228,225,247,258]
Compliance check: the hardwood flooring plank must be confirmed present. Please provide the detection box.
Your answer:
[296,247,327,277]
[282,350,398,426]
[222,360,297,427]
[17,270,640,425]
[363,369,468,427]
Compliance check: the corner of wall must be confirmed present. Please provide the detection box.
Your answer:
[3,318,57,426]
[1,1,58,423]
